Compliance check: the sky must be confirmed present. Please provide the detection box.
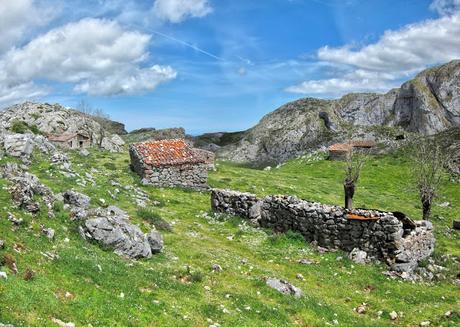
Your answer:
[0,0,460,134]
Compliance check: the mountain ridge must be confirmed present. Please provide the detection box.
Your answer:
[216,60,460,164]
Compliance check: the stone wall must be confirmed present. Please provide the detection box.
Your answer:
[130,147,208,190]
[211,189,435,271]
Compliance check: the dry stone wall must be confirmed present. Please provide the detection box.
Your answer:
[211,189,435,271]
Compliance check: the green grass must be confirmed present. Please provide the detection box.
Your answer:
[0,148,458,326]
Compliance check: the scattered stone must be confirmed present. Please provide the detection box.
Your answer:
[420,321,430,326]
[0,323,15,327]
[7,213,23,225]
[265,278,302,298]
[63,190,90,209]
[453,221,460,230]
[51,318,75,327]
[354,303,367,314]
[0,240,4,249]
[296,273,304,281]
[438,202,450,208]
[23,268,35,281]
[349,248,368,264]
[80,149,90,157]
[389,311,398,320]
[41,226,55,240]
[298,258,315,265]
[212,264,223,272]
[0,272,7,279]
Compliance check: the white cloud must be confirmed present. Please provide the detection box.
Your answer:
[287,12,460,96]
[74,65,177,95]
[0,0,51,54]
[153,0,212,23]
[430,0,460,16]
[0,18,177,105]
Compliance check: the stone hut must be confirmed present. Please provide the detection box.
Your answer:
[48,133,90,149]
[129,139,212,190]
[328,140,376,160]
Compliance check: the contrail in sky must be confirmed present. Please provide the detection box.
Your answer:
[151,30,224,61]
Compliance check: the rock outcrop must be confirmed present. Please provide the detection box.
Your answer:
[79,206,163,259]
[0,102,125,152]
[218,60,460,164]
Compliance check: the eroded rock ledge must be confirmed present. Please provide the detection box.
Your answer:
[211,189,435,272]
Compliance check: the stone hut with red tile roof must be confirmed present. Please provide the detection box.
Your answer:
[129,139,213,190]
[48,133,90,149]
[328,140,376,160]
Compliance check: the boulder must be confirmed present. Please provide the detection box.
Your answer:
[63,190,90,209]
[79,206,163,259]
[100,134,125,152]
[266,278,302,298]
[349,248,368,264]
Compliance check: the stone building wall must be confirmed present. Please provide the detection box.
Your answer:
[211,189,435,271]
[129,146,208,190]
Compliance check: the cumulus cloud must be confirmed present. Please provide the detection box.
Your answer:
[430,0,460,16]
[0,18,177,105]
[0,0,51,54]
[287,12,460,96]
[153,0,212,23]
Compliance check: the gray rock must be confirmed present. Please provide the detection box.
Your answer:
[80,206,162,259]
[348,248,368,264]
[146,230,164,254]
[80,148,90,157]
[266,278,302,298]
[63,190,90,209]
[41,226,55,240]
[0,240,4,249]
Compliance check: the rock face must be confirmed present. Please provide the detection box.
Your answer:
[0,102,125,152]
[219,60,460,164]
[211,189,435,271]
[79,206,163,259]
[0,133,55,159]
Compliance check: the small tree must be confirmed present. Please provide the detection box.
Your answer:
[411,138,447,220]
[343,146,366,209]
[76,100,111,148]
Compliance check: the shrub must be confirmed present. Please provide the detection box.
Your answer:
[103,162,117,171]
[10,120,42,135]
[137,208,172,232]
[10,120,29,134]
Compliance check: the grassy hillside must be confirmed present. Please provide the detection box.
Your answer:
[0,149,459,326]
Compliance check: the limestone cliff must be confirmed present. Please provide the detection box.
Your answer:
[219,60,460,164]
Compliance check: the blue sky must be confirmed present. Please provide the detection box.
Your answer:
[0,0,459,134]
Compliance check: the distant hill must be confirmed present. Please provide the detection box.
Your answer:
[217,60,460,164]
[123,127,186,144]
[0,102,126,151]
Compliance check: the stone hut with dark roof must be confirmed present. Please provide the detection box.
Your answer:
[129,139,213,190]
[328,140,376,160]
[48,133,90,149]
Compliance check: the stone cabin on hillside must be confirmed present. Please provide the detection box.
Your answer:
[129,139,214,190]
[328,140,376,160]
[48,133,91,149]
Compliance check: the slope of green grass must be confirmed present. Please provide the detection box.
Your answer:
[0,149,458,326]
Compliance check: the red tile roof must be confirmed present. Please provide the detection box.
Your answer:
[47,133,89,142]
[133,139,206,166]
[328,140,376,152]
